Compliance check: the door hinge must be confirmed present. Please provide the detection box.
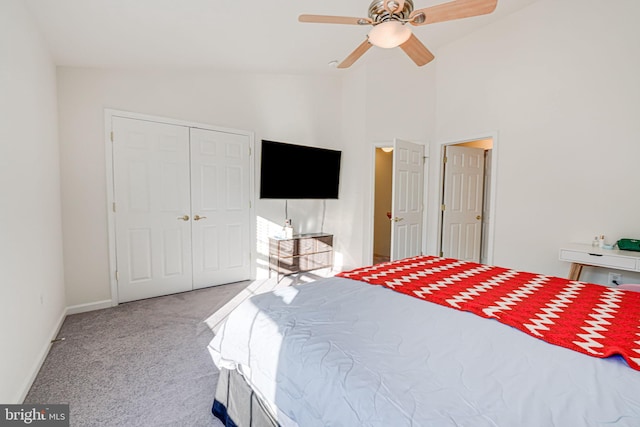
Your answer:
[115,270,120,281]
[443,156,447,164]
[439,251,444,257]
[249,147,252,156]
[112,202,117,213]
[441,204,446,211]
[249,200,252,209]
[110,131,114,142]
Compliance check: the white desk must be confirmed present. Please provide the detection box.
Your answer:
[559,243,640,281]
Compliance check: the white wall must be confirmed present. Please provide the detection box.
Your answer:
[335,65,369,270]
[0,0,66,403]
[57,68,344,306]
[431,0,640,284]
[340,49,436,268]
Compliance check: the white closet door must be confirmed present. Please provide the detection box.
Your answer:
[112,117,193,303]
[190,128,251,288]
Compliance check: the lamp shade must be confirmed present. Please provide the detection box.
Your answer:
[368,21,412,49]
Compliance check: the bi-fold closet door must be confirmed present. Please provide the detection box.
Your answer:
[111,116,251,303]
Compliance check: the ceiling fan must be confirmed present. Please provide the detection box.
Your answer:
[299,0,498,68]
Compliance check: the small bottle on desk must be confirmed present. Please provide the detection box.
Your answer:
[598,235,605,248]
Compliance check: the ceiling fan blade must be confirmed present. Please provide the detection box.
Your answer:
[337,40,373,69]
[399,34,435,66]
[299,14,372,25]
[409,0,497,26]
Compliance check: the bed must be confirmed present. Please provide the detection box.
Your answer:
[208,256,640,426]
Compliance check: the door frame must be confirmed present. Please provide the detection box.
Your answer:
[367,140,429,265]
[435,131,498,265]
[104,109,256,305]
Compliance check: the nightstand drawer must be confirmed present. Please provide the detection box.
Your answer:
[316,236,333,252]
[298,238,316,255]
[270,239,295,256]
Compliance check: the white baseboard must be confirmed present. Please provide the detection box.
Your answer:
[17,307,67,403]
[66,299,113,315]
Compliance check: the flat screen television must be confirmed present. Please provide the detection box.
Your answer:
[260,140,342,199]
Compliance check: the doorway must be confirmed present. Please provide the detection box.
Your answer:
[439,138,494,264]
[373,147,393,264]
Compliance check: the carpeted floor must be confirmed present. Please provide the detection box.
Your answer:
[24,281,250,427]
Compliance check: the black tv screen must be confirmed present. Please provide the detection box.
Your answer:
[260,140,341,199]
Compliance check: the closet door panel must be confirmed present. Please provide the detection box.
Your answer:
[190,128,251,288]
[113,117,192,303]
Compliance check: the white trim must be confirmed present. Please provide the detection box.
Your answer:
[435,131,499,265]
[105,110,118,306]
[248,134,257,280]
[66,299,114,315]
[421,143,430,257]
[104,109,256,305]
[17,307,67,403]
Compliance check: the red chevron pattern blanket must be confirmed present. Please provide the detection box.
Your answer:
[337,256,640,370]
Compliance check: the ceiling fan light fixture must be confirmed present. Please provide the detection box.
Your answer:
[367,21,411,49]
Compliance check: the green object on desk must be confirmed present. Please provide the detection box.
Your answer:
[617,238,640,252]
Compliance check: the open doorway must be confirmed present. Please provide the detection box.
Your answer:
[373,147,394,264]
[439,138,494,264]
[371,140,426,265]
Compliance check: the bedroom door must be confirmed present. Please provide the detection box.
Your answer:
[190,128,251,289]
[390,139,425,261]
[441,145,485,262]
[112,117,193,302]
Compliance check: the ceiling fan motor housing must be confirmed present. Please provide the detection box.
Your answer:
[368,0,414,23]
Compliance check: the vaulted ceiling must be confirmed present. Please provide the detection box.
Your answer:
[25,0,539,74]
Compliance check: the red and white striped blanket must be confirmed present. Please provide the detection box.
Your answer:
[338,256,640,370]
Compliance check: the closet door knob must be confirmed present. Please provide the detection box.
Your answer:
[194,215,207,221]
[177,215,190,221]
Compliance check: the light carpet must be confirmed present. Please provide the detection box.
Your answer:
[24,281,250,427]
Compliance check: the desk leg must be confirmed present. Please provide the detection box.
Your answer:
[568,263,583,281]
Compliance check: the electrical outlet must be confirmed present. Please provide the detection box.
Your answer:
[608,273,622,286]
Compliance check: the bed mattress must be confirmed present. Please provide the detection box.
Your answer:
[209,276,640,426]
